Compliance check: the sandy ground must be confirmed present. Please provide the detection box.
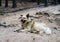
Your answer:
[0,5,60,42]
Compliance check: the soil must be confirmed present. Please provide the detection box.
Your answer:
[0,5,60,42]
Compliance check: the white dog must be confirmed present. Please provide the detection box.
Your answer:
[33,22,51,34]
[19,14,51,35]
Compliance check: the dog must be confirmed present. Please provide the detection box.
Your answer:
[17,14,51,34]
[16,14,33,32]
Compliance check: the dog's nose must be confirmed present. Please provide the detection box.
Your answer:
[21,19,27,23]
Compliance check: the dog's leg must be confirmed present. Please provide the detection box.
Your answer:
[29,21,35,33]
[39,29,44,34]
[15,23,26,32]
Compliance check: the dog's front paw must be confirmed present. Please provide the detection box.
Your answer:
[14,29,20,33]
[39,30,43,34]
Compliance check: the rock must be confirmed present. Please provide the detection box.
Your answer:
[3,22,6,24]
[58,10,60,11]
[35,12,40,15]
[8,24,15,27]
[0,22,17,28]
[44,13,50,17]
[55,18,60,21]
[0,13,4,15]
[33,38,35,40]
[35,12,42,15]
[14,30,20,33]
[8,24,18,27]
[54,27,57,30]
[0,23,7,28]
[48,19,53,23]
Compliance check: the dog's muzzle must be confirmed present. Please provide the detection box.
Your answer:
[21,19,27,24]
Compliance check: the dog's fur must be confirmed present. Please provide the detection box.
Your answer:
[19,14,51,34]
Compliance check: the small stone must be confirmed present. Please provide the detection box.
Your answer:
[36,12,39,15]
[35,12,42,15]
[35,31,39,34]
[58,10,60,11]
[33,38,35,40]
[44,13,50,17]
[30,31,34,33]
[39,12,42,15]
[0,13,4,15]
[20,15,23,16]
[0,23,7,28]
[14,30,20,33]
[8,24,16,27]
[48,19,53,23]
[55,18,60,21]
[3,25,7,28]
[54,27,57,30]
[3,22,6,24]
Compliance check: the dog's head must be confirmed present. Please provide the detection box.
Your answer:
[21,15,27,24]
[21,14,34,24]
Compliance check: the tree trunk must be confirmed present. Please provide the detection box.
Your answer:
[0,0,2,6]
[5,0,8,7]
[37,0,40,5]
[53,0,57,5]
[58,0,60,4]
[44,0,48,7]
[32,0,35,2]
[12,0,17,8]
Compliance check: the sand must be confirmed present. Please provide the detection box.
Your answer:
[0,5,60,42]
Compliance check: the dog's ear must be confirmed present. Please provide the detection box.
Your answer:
[19,15,23,19]
[21,15,23,16]
[26,14,29,18]
[20,15,23,18]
